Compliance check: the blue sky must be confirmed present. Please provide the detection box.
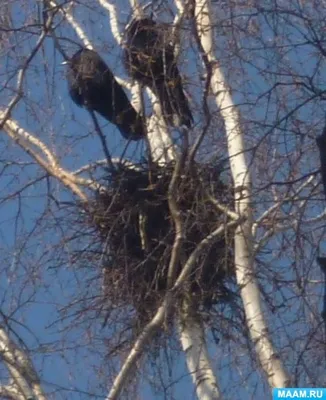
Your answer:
[1,1,326,399]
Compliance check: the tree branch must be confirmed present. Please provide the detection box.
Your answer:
[166,135,187,289]
[48,1,93,49]
[0,325,47,400]
[0,12,55,130]
[98,0,123,45]
[0,383,25,400]
[0,112,90,200]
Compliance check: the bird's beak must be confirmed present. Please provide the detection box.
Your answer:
[61,60,68,65]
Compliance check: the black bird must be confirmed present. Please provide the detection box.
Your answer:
[64,48,144,140]
[124,18,193,129]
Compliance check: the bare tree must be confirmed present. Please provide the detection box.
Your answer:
[0,0,325,399]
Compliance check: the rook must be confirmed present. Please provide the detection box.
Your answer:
[64,48,144,140]
[124,18,193,129]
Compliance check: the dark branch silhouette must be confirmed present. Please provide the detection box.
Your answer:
[317,257,326,328]
[317,125,326,197]
[64,48,145,140]
[124,18,193,129]
[316,126,326,327]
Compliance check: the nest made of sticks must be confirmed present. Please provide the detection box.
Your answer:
[85,160,235,323]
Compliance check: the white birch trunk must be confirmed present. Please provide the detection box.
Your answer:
[0,326,47,400]
[147,96,177,165]
[178,301,220,400]
[194,0,291,388]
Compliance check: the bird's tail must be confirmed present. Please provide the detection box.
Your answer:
[115,107,145,141]
[156,79,193,129]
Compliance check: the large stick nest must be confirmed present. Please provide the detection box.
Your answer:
[86,160,235,323]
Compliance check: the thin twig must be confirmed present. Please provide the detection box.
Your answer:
[89,110,115,172]
[0,12,55,130]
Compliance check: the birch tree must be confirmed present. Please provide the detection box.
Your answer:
[0,0,325,399]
